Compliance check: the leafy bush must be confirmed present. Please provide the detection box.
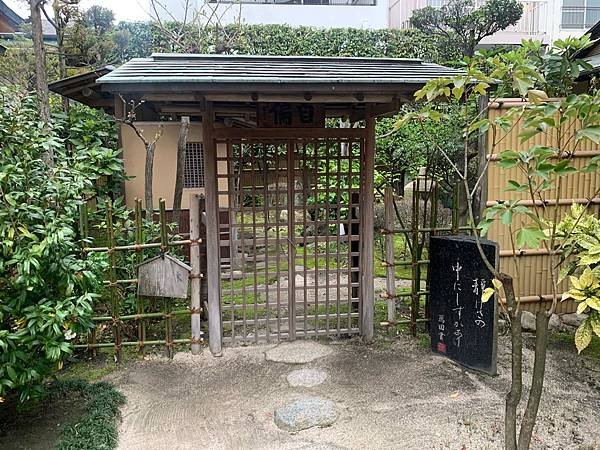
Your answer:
[0,89,121,402]
[115,22,460,63]
[375,104,465,192]
[557,204,600,353]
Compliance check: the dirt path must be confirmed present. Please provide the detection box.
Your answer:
[109,335,600,450]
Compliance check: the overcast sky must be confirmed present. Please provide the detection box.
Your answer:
[5,0,152,22]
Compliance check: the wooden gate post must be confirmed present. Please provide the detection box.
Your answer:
[360,113,375,342]
[202,104,223,356]
[384,187,396,330]
[190,193,202,355]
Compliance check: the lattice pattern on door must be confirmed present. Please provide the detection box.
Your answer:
[217,136,363,344]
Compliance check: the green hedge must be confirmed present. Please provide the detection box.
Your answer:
[115,22,459,64]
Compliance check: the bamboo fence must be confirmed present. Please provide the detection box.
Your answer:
[76,197,203,361]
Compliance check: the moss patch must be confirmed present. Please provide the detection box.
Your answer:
[550,331,600,360]
[0,379,125,450]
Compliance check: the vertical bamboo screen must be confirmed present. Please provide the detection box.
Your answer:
[486,100,600,313]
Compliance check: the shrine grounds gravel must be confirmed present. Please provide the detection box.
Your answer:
[95,333,600,450]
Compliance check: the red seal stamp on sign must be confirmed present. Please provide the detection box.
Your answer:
[437,342,447,353]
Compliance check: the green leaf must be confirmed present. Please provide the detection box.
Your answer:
[500,209,513,225]
[519,127,539,142]
[553,160,577,176]
[575,319,593,354]
[576,126,600,144]
[477,219,493,236]
[481,287,495,303]
[516,226,547,249]
[468,119,489,134]
[492,278,503,291]
[452,86,465,100]
[506,180,529,192]
[527,89,549,105]
[587,297,600,311]
[514,73,534,97]
[591,313,600,337]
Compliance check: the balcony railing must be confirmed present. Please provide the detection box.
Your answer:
[212,0,377,5]
[400,0,548,35]
[561,6,600,29]
[504,0,548,35]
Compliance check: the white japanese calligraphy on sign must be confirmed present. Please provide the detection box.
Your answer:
[452,260,464,348]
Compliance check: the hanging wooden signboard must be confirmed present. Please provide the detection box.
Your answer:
[137,253,191,298]
[428,235,499,375]
[257,103,325,128]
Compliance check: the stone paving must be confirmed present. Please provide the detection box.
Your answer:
[271,342,336,432]
[286,369,328,388]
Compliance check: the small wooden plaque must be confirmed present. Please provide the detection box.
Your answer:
[257,103,325,128]
[137,253,191,298]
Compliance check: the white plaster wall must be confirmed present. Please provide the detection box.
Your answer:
[146,0,389,29]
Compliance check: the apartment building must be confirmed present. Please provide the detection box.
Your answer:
[389,0,599,45]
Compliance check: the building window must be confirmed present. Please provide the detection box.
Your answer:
[562,0,600,29]
[184,142,204,188]
[426,0,447,7]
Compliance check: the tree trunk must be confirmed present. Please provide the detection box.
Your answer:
[145,142,156,219]
[517,312,550,450]
[500,274,522,450]
[53,4,69,113]
[30,0,53,165]
[172,116,190,229]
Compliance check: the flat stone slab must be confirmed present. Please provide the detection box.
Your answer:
[265,341,333,364]
[287,369,328,387]
[274,397,337,432]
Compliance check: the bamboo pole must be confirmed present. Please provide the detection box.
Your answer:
[74,338,193,349]
[381,225,471,234]
[135,199,146,356]
[92,309,191,322]
[360,113,375,342]
[190,193,203,355]
[79,202,97,358]
[159,199,174,359]
[425,184,438,323]
[384,187,396,332]
[410,178,420,337]
[105,200,122,362]
[452,183,460,235]
[83,239,193,253]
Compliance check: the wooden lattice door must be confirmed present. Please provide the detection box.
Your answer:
[217,132,364,344]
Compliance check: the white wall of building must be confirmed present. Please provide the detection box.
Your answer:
[389,0,594,46]
[148,0,388,29]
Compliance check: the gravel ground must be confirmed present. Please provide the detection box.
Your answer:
[108,335,600,450]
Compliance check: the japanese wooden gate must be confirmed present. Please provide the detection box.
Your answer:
[50,53,464,356]
[216,129,366,344]
[203,119,375,355]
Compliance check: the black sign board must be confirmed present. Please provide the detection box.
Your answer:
[429,235,499,375]
[257,103,325,128]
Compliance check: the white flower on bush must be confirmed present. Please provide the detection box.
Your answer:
[64,329,76,341]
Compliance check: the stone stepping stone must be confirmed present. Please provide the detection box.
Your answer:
[287,369,328,387]
[274,397,337,432]
[265,341,333,364]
